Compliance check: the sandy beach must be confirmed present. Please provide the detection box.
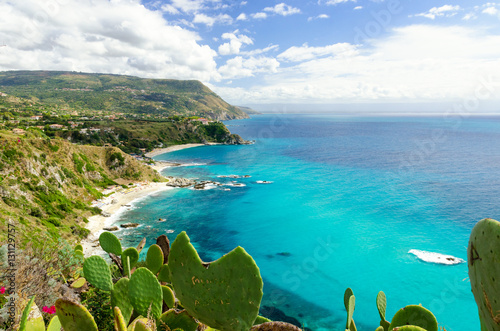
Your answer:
[145,142,220,158]
[80,182,174,256]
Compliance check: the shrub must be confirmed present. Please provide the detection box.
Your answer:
[80,287,114,331]
[47,217,61,227]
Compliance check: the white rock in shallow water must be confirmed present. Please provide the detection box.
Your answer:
[408,249,465,265]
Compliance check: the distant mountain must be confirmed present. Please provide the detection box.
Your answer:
[237,106,262,115]
[0,71,249,120]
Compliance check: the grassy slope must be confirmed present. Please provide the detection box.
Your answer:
[0,131,164,244]
[0,71,249,120]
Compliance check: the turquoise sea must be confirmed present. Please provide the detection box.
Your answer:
[114,114,500,331]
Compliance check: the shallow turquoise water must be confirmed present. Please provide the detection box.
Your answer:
[114,114,500,330]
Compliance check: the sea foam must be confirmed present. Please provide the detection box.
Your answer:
[408,249,465,265]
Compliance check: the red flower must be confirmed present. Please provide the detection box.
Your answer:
[42,305,56,314]
[0,287,5,294]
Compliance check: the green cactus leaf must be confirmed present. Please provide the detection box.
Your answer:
[253,315,272,325]
[83,255,113,291]
[391,326,427,331]
[389,305,437,331]
[162,285,176,308]
[158,309,199,331]
[169,231,263,331]
[75,244,84,252]
[250,322,302,330]
[46,315,62,331]
[24,301,45,331]
[127,317,149,331]
[146,244,164,274]
[19,296,35,331]
[129,267,163,320]
[99,231,123,255]
[375,327,384,331]
[55,298,98,331]
[468,218,500,331]
[114,307,128,331]
[122,247,140,276]
[71,277,87,288]
[346,295,355,330]
[158,264,171,283]
[344,288,354,310]
[137,237,147,253]
[376,291,387,321]
[134,320,152,331]
[74,249,85,261]
[112,277,134,324]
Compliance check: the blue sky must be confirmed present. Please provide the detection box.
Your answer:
[1,0,500,106]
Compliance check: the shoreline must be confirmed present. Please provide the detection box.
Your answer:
[81,143,220,256]
[80,182,174,256]
[145,142,221,158]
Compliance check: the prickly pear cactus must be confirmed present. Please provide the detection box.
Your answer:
[162,285,175,308]
[46,315,62,331]
[345,294,356,331]
[83,255,113,291]
[376,291,390,331]
[158,264,171,283]
[128,317,150,331]
[55,298,99,331]
[19,296,45,331]
[75,244,84,252]
[129,267,163,320]
[114,307,128,331]
[468,218,500,331]
[99,231,123,255]
[254,316,272,325]
[169,231,263,331]
[158,309,199,331]
[389,305,437,331]
[133,320,153,331]
[122,247,139,276]
[250,322,302,330]
[111,277,134,324]
[392,327,427,331]
[146,244,164,274]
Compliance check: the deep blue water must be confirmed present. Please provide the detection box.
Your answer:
[114,114,500,331]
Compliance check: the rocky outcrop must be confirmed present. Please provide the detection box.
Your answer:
[166,177,195,188]
[120,223,139,228]
[223,133,252,145]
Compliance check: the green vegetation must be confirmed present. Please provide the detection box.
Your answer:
[0,133,164,244]
[0,71,248,120]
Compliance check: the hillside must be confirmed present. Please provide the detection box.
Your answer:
[0,131,164,243]
[0,71,248,120]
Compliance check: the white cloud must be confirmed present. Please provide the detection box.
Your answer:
[483,6,499,15]
[264,3,301,16]
[218,31,253,55]
[322,0,357,5]
[236,13,248,20]
[463,12,477,20]
[193,13,233,26]
[0,0,220,81]
[278,43,358,62]
[412,5,461,20]
[214,25,500,103]
[308,14,329,21]
[218,56,280,79]
[353,6,363,10]
[241,44,280,57]
[168,0,223,13]
[161,4,181,15]
[251,12,268,19]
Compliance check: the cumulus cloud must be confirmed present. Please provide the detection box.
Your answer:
[411,5,461,19]
[193,13,233,26]
[214,25,500,103]
[483,6,499,15]
[308,14,329,21]
[218,56,280,79]
[218,30,253,55]
[353,6,363,10]
[321,0,357,5]
[278,43,358,62]
[263,3,301,16]
[0,0,220,81]
[236,13,248,20]
[251,12,268,19]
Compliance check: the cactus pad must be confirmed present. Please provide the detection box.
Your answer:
[133,320,152,331]
[128,317,149,331]
[344,288,354,310]
[254,316,272,324]
[114,307,128,331]
[158,309,199,331]
[55,298,98,331]
[392,327,427,331]
[19,296,35,331]
[75,244,84,252]
[122,247,139,276]
[71,277,87,288]
[169,231,263,331]
[99,231,122,255]
[129,267,163,320]
[83,255,113,291]
[112,277,134,324]
[389,305,437,331]
[468,218,500,331]
[162,285,176,308]
[250,322,302,330]
[158,264,171,283]
[46,315,62,331]
[346,295,355,330]
[146,244,164,274]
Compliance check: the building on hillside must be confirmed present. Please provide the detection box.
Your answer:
[30,115,43,121]
[191,118,211,125]
[49,124,64,130]
[12,128,26,135]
